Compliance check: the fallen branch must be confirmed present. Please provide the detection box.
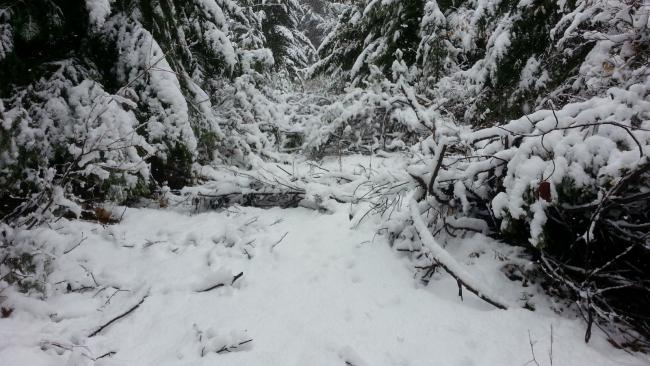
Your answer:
[409,193,509,310]
[89,294,148,337]
[231,272,244,285]
[270,232,288,252]
[96,351,116,360]
[193,190,305,212]
[427,143,447,196]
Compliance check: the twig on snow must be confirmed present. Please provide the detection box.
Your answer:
[63,233,87,254]
[524,330,540,366]
[143,239,165,248]
[102,288,129,307]
[79,264,99,287]
[216,339,253,354]
[270,232,288,251]
[89,294,148,337]
[196,272,244,293]
[96,351,116,360]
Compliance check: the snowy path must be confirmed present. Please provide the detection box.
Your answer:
[1,203,647,365]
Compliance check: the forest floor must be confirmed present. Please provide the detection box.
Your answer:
[1,156,648,366]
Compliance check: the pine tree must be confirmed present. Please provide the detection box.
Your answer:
[312,0,425,84]
[298,0,340,48]
[257,0,317,77]
[0,0,314,219]
[315,0,594,125]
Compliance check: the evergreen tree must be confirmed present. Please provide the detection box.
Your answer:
[0,0,314,220]
[298,0,341,48]
[257,0,317,77]
[315,0,597,125]
[312,0,425,84]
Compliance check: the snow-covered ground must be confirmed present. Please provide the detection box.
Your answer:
[1,188,647,365]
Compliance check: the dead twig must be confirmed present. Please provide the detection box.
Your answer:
[270,232,289,252]
[79,264,99,287]
[524,330,541,366]
[102,288,129,307]
[89,294,148,337]
[143,239,165,248]
[96,351,116,360]
[215,339,253,354]
[196,272,244,293]
[63,233,87,254]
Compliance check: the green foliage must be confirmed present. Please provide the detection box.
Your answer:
[282,132,303,150]
[1,252,46,294]
[555,176,596,206]
[472,0,584,125]
[0,0,89,97]
[311,6,362,75]
[196,130,221,165]
[0,0,315,219]
[316,0,596,126]
[260,0,316,76]
[97,174,152,204]
[314,0,424,82]
[498,214,531,246]
[371,0,424,70]
[150,142,194,189]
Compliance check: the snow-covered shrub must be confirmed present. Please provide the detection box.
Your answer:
[209,74,288,166]
[0,223,55,295]
[1,61,152,225]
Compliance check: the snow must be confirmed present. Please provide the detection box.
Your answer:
[518,56,549,91]
[196,0,227,26]
[0,9,12,61]
[85,0,112,29]
[108,15,197,155]
[204,27,238,69]
[1,193,647,365]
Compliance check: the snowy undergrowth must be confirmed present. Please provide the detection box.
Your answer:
[173,154,411,216]
[1,192,647,366]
